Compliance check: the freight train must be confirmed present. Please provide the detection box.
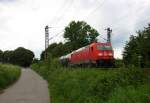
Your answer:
[59,42,115,67]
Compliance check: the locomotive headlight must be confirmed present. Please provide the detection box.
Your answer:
[98,53,103,56]
[108,53,113,56]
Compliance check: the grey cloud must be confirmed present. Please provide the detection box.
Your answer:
[134,6,150,31]
[0,0,150,59]
[0,0,16,2]
[79,0,100,9]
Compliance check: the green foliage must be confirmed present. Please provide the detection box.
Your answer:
[64,21,99,50]
[0,64,21,90]
[1,47,34,67]
[12,47,34,67]
[0,50,3,62]
[3,50,14,63]
[41,43,69,60]
[31,59,149,103]
[108,84,150,103]
[32,58,39,64]
[123,24,150,67]
[115,59,124,68]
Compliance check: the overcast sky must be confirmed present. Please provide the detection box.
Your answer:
[0,0,150,59]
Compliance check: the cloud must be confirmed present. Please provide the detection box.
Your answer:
[0,0,150,59]
[86,0,150,58]
[0,0,15,2]
[0,0,16,3]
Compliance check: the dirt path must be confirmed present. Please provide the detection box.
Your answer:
[0,68,50,103]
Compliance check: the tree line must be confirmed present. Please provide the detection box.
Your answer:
[123,24,150,67]
[0,47,34,67]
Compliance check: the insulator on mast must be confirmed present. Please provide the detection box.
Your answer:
[105,28,112,43]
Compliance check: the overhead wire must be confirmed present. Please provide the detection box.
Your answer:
[49,30,64,40]
[47,0,76,44]
[109,1,148,30]
[84,0,107,20]
[99,35,107,41]
[81,0,108,41]
[48,0,149,44]
[47,0,74,42]
[48,0,69,25]
[48,0,108,42]
[49,0,75,27]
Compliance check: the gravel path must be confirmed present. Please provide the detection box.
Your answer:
[0,68,50,103]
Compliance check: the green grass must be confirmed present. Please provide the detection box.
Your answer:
[31,60,150,103]
[108,84,150,103]
[0,63,21,90]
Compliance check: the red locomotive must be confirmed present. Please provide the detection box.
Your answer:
[60,42,114,67]
[60,28,115,67]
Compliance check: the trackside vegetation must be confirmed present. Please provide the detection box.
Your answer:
[0,64,21,90]
[31,59,150,103]
[123,24,150,67]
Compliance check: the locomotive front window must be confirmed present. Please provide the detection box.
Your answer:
[97,45,112,50]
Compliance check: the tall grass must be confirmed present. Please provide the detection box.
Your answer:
[108,84,150,103]
[0,63,21,90]
[31,59,150,103]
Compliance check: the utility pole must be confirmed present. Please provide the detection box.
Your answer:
[105,28,112,43]
[45,25,49,60]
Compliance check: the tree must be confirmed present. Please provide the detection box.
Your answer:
[123,24,150,67]
[40,43,69,60]
[32,58,39,64]
[64,21,99,50]
[3,50,13,63]
[0,50,3,62]
[40,43,58,60]
[40,50,45,61]
[12,47,34,67]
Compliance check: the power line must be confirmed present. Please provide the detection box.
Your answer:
[112,2,147,30]
[49,0,75,26]
[48,0,69,25]
[49,30,64,40]
[99,35,107,41]
[84,0,107,20]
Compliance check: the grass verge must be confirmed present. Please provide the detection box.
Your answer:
[0,63,21,91]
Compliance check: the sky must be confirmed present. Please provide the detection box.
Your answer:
[0,0,150,59]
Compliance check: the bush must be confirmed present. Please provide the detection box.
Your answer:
[115,59,124,68]
[0,64,21,90]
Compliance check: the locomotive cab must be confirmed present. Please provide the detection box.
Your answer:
[89,42,114,67]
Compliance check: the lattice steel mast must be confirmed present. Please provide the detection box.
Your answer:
[45,25,49,59]
[106,28,112,43]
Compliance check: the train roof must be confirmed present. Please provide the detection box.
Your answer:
[72,42,112,53]
[59,53,71,60]
[91,42,112,45]
[59,42,113,59]
[74,45,89,53]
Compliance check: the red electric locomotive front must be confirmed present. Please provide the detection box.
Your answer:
[69,42,114,67]
[90,42,114,66]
